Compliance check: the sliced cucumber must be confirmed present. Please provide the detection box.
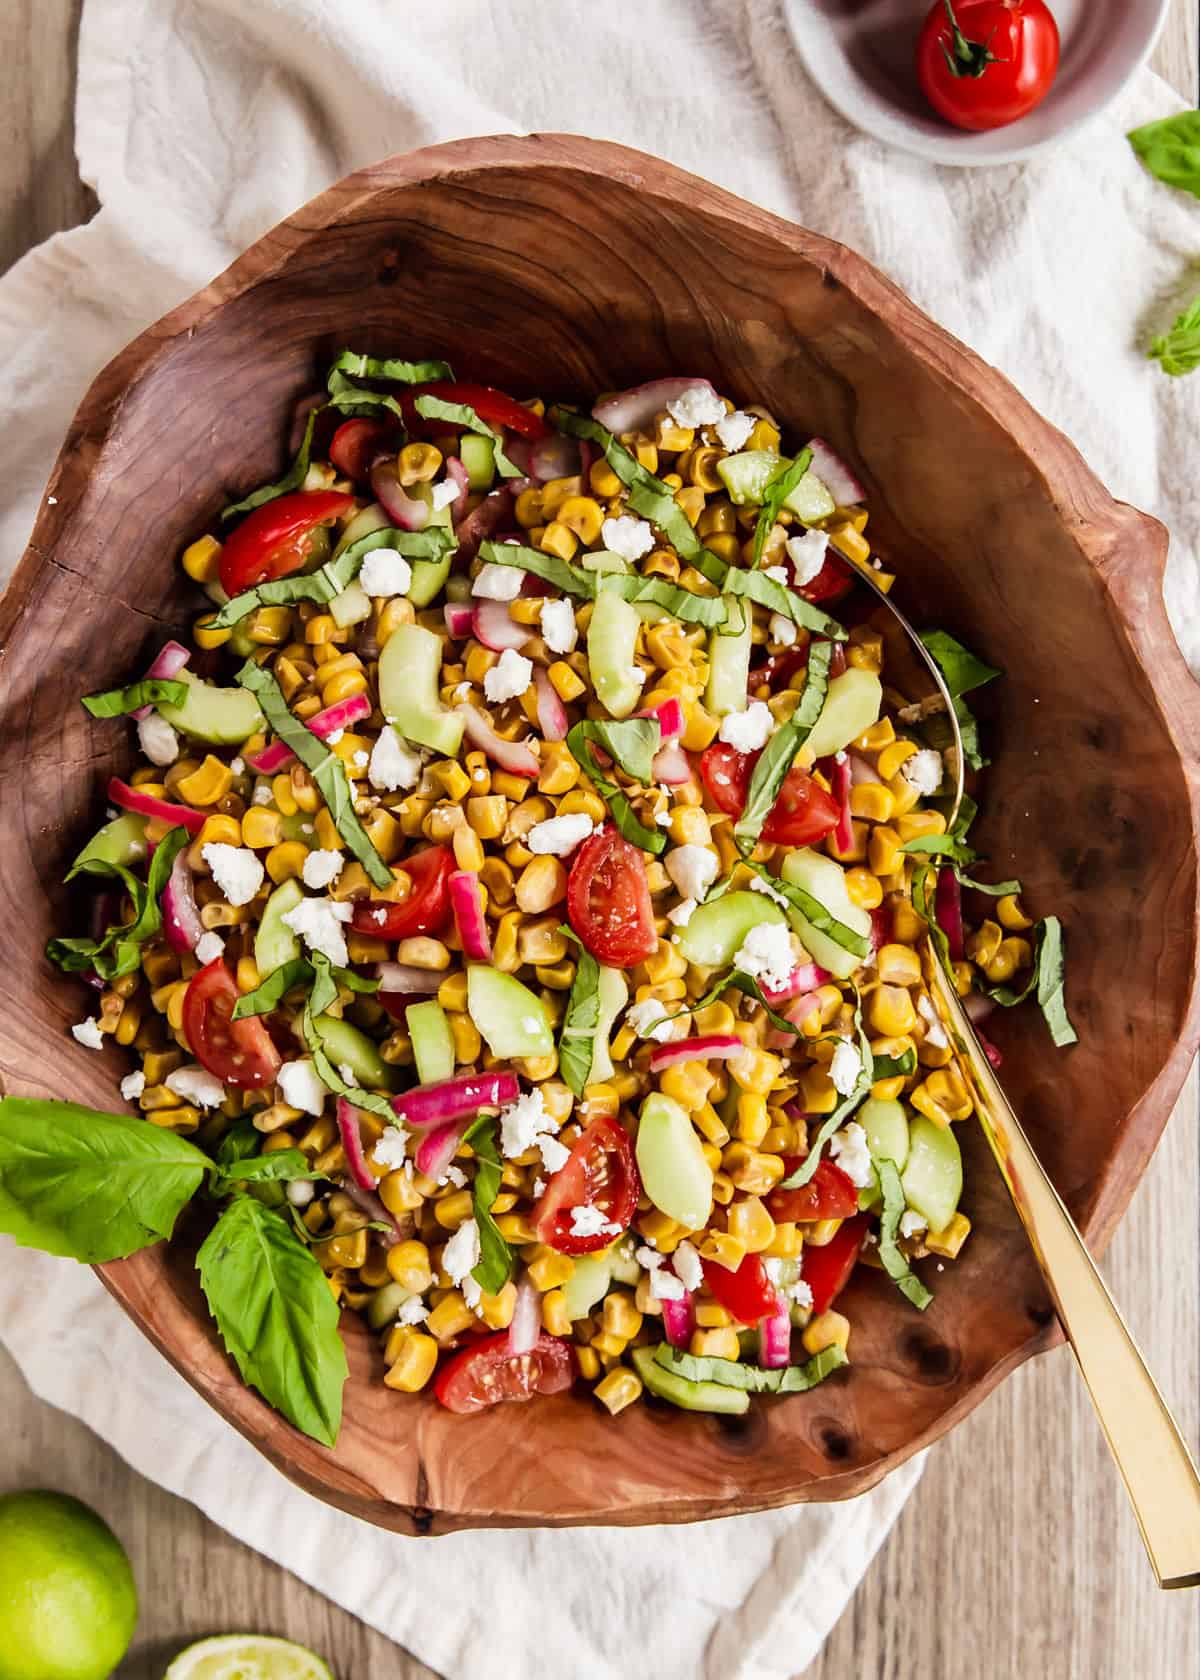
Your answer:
[783,471,836,524]
[587,966,628,1087]
[780,847,873,980]
[312,1014,398,1091]
[636,1092,713,1230]
[704,607,752,717]
[467,966,554,1059]
[255,878,304,977]
[580,550,630,577]
[329,580,371,628]
[804,669,883,761]
[460,434,496,492]
[71,812,147,874]
[608,1233,642,1286]
[716,449,779,506]
[857,1096,911,1208]
[901,1116,962,1237]
[408,999,455,1085]
[408,552,453,609]
[332,502,389,557]
[561,1252,614,1321]
[587,587,644,719]
[378,623,463,757]
[367,1280,412,1330]
[632,1344,749,1415]
[673,890,786,971]
[157,669,264,746]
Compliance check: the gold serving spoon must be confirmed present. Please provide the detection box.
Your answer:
[854,566,1200,1589]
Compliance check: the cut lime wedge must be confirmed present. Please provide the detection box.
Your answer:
[164,1635,335,1680]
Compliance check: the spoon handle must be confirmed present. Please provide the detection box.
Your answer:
[927,956,1200,1589]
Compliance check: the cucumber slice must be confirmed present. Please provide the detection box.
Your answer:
[608,1234,642,1286]
[407,999,455,1085]
[255,878,304,977]
[71,812,147,873]
[635,1092,713,1229]
[329,580,371,628]
[857,1096,911,1208]
[783,471,836,524]
[901,1117,962,1237]
[311,1014,398,1091]
[367,1280,412,1331]
[467,966,554,1059]
[715,449,779,507]
[157,669,264,746]
[632,1344,749,1415]
[332,502,390,557]
[804,669,883,761]
[333,504,451,608]
[406,552,453,609]
[587,588,644,719]
[587,966,628,1087]
[378,623,463,757]
[561,1252,614,1321]
[228,625,257,659]
[580,550,629,577]
[780,848,873,980]
[673,890,786,971]
[460,433,496,492]
[704,609,752,717]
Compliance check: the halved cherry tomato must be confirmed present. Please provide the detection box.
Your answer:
[751,641,811,696]
[565,825,657,966]
[350,845,454,942]
[794,551,853,605]
[329,418,395,482]
[800,1213,870,1317]
[218,490,356,596]
[182,958,282,1088]
[916,0,1060,133]
[533,1115,640,1254]
[699,744,840,848]
[434,1331,576,1415]
[767,1157,861,1224]
[701,1252,781,1325]
[410,381,549,440]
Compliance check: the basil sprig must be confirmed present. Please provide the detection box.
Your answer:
[46,825,190,981]
[722,565,845,639]
[751,448,813,567]
[81,678,189,719]
[211,526,452,629]
[477,540,755,629]
[918,629,1000,771]
[477,539,592,597]
[733,641,832,854]
[875,1157,933,1310]
[557,929,602,1098]
[982,914,1077,1048]
[565,718,665,855]
[221,407,319,522]
[330,349,453,385]
[463,1116,514,1296]
[654,1342,847,1393]
[1128,110,1200,200]
[414,394,522,478]
[1148,294,1200,378]
[232,956,378,1020]
[218,1149,314,1185]
[235,660,391,888]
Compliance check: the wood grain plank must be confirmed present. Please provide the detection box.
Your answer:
[1152,4,1199,102]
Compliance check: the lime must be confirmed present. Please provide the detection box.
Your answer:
[164,1635,335,1679]
[0,1489,138,1680]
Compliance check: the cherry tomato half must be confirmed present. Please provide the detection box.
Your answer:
[795,551,854,605]
[329,418,396,482]
[218,490,356,597]
[800,1213,870,1317]
[434,1331,576,1415]
[916,0,1060,133]
[767,1157,861,1224]
[565,825,657,967]
[182,958,282,1088]
[701,1252,781,1325]
[350,846,455,943]
[699,744,840,848]
[533,1116,640,1255]
[410,381,549,440]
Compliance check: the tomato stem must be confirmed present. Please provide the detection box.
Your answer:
[938,0,1008,79]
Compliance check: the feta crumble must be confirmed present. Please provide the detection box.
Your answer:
[769,612,798,647]
[538,1135,570,1174]
[714,409,755,452]
[430,479,459,511]
[302,849,345,891]
[899,1210,927,1240]
[441,1165,468,1190]
[359,548,413,598]
[785,527,829,587]
[667,897,697,928]
[194,930,225,965]
[763,565,789,586]
[369,726,422,793]
[665,383,725,429]
[665,844,718,902]
[917,993,949,1050]
[472,562,523,601]
[372,1127,409,1171]
[673,1239,703,1293]
[718,699,774,753]
[325,729,344,745]
[829,1038,864,1096]
[540,597,578,654]
[119,1070,146,1102]
[165,1065,226,1108]
[733,922,796,993]
[396,1295,430,1326]
[137,711,179,767]
[277,1058,328,1117]
[635,1245,664,1272]
[526,813,595,857]
[750,874,788,909]
[567,1204,622,1239]
[352,749,370,769]
[650,1268,686,1301]
[281,896,350,967]
[443,1218,482,1288]
[286,1179,315,1207]
[252,783,275,806]
[499,1087,552,1158]
[625,998,682,1043]
[829,1120,873,1187]
[202,843,265,907]
[483,647,533,704]
[230,757,245,775]
[902,748,944,798]
[600,514,654,562]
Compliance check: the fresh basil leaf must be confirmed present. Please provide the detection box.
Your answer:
[232,958,315,1019]
[875,1157,933,1310]
[196,1194,348,1446]
[46,825,190,981]
[945,790,977,841]
[557,929,602,1098]
[414,394,522,479]
[81,678,189,719]
[236,659,391,887]
[462,1117,514,1296]
[299,1006,396,1120]
[734,642,832,854]
[1148,292,1200,377]
[919,629,1000,772]
[325,367,407,423]
[653,1343,847,1392]
[306,951,342,1019]
[0,1097,209,1262]
[722,565,845,640]
[752,449,813,567]
[606,574,729,627]
[872,1048,916,1081]
[678,969,805,1038]
[900,834,977,863]
[1128,110,1200,199]
[330,349,453,385]
[983,915,1077,1048]
[221,407,320,522]
[566,720,666,854]
[776,1000,873,1189]
[218,1149,314,1186]
[910,861,952,976]
[211,526,451,630]
[476,539,594,598]
[215,1118,262,1169]
[955,872,1021,898]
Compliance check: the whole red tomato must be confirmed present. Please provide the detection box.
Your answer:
[916,0,1059,132]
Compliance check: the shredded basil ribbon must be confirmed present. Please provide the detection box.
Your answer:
[918,629,1000,772]
[900,834,977,864]
[672,969,804,1039]
[722,565,845,639]
[413,394,522,479]
[872,1047,917,1080]
[330,349,453,385]
[462,1116,514,1296]
[81,678,189,719]
[46,825,189,981]
[955,871,1022,898]
[565,718,665,855]
[875,1157,933,1310]
[211,526,452,629]
[299,1009,395,1122]
[751,448,813,567]
[910,862,952,975]
[983,915,1077,1048]
[221,408,320,522]
[557,929,602,1099]
[776,1002,874,1190]
[733,640,833,856]
[232,956,378,1021]
[653,1343,848,1393]
[235,660,392,888]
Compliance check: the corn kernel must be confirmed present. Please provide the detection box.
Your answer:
[594,1367,643,1416]
[802,1310,850,1356]
[926,1211,971,1258]
[241,806,283,850]
[727,1195,776,1253]
[181,533,223,582]
[689,1327,741,1360]
[868,984,917,1038]
[699,1230,746,1271]
[528,1248,576,1291]
[997,894,1032,932]
[426,1292,477,1343]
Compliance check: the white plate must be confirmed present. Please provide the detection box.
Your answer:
[784,0,1170,166]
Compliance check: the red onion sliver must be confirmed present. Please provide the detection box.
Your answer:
[415,1116,470,1180]
[336,1097,378,1194]
[759,1296,792,1369]
[761,961,829,1005]
[831,756,854,854]
[648,1034,745,1073]
[370,460,429,530]
[455,485,514,565]
[507,1276,543,1356]
[342,1178,403,1246]
[963,992,996,1025]
[245,739,294,775]
[472,599,531,652]
[661,1292,695,1349]
[534,667,568,743]
[392,1069,519,1132]
[978,1028,1003,1070]
[377,962,443,994]
[651,740,691,786]
[782,992,824,1032]
[806,437,866,506]
[445,455,470,523]
[108,777,205,836]
[309,692,371,737]
[848,752,881,787]
[444,602,474,637]
[592,378,718,438]
[638,696,685,739]
[162,850,203,954]
[449,870,492,961]
[457,704,538,778]
[529,433,581,484]
[132,641,191,720]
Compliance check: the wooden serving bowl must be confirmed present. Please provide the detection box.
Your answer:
[2,135,1198,1533]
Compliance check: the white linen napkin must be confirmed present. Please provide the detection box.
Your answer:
[1,3,1197,1676]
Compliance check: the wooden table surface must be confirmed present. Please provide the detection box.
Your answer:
[2,5,1198,1677]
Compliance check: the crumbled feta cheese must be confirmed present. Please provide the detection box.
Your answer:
[441,1165,468,1190]
[789,1277,814,1311]
[902,748,944,798]
[369,726,422,793]
[337,1064,357,1086]
[443,1218,481,1288]
[472,562,523,600]
[600,514,654,561]
[733,922,796,992]
[785,528,829,587]
[667,897,697,927]
[396,1295,430,1325]
[829,1120,873,1187]
[352,749,370,769]
[137,711,179,767]
[899,1210,927,1240]
[499,1087,550,1158]
[917,993,949,1049]
[252,783,275,805]
[372,1127,409,1171]
[194,930,225,965]
[750,874,789,909]
[829,1039,864,1096]
[483,647,533,704]
[769,612,798,647]
[665,844,718,902]
[625,999,682,1043]
[430,479,459,512]
[325,729,344,746]
[715,409,755,452]
[763,565,789,586]
[655,808,673,828]
[538,1134,570,1174]
[532,1177,547,1198]
[526,813,595,857]
[719,700,774,753]
[635,1245,664,1271]
[165,1065,226,1108]
[119,1070,146,1102]
[301,823,315,835]
[202,843,264,907]
[286,1179,315,1207]
[359,548,413,598]
[230,757,245,775]
[277,1058,328,1116]
[302,849,345,891]
[567,1204,622,1239]
[454,681,473,702]
[665,383,725,429]
[650,1268,686,1301]
[673,1239,703,1293]
[281,896,349,967]
[540,597,578,654]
